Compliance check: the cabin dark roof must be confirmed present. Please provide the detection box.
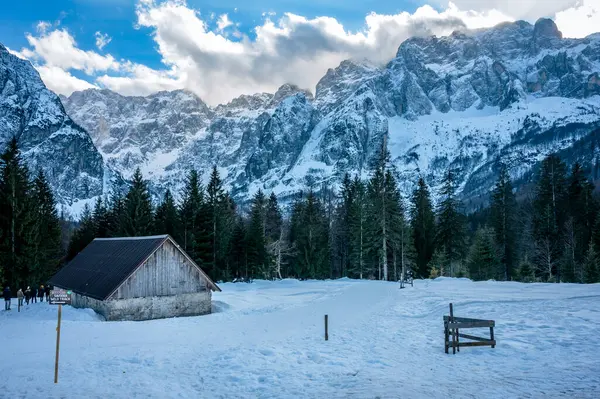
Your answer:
[49,235,220,300]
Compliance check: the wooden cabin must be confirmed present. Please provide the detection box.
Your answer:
[49,235,221,321]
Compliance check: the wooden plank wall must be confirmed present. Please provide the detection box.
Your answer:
[109,240,209,300]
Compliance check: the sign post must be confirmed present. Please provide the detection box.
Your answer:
[49,289,71,384]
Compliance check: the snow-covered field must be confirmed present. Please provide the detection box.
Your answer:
[2,278,600,398]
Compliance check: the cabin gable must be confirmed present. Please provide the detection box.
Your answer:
[108,239,210,300]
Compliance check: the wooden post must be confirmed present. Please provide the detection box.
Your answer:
[324,314,328,341]
[490,326,495,349]
[54,304,62,383]
[449,303,456,354]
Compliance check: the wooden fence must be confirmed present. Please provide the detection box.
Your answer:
[444,303,496,354]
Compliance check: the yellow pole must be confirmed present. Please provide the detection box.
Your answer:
[54,304,62,383]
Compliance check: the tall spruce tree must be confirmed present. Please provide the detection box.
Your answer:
[28,170,63,284]
[491,164,518,280]
[120,168,153,237]
[436,168,467,277]
[332,173,353,278]
[92,196,110,238]
[66,204,96,261]
[410,177,436,278]
[179,170,203,257]
[366,137,404,281]
[0,137,34,289]
[153,189,179,237]
[348,177,368,279]
[265,192,285,279]
[246,189,267,279]
[565,162,596,282]
[533,154,568,281]
[106,183,125,237]
[228,216,247,280]
[289,191,330,279]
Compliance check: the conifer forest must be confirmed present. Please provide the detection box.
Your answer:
[2,136,600,289]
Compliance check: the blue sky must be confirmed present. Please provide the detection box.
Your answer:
[2,0,596,105]
[2,0,424,69]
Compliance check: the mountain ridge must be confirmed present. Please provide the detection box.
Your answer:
[3,18,600,215]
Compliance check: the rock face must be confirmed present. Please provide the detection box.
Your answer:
[0,44,104,204]
[15,18,600,210]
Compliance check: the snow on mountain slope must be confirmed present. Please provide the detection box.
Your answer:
[0,44,104,204]
[56,18,600,209]
[3,278,600,398]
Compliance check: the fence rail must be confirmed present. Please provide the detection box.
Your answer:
[444,303,496,354]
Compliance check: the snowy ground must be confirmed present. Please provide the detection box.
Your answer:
[2,278,600,398]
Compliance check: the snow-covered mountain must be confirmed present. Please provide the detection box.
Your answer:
[12,18,600,212]
[0,44,104,204]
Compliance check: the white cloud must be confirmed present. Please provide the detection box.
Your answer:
[436,0,578,21]
[555,0,600,38]
[95,31,112,50]
[22,27,119,73]
[216,14,233,32]
[11,1,600,104]
[126,0,515,105]
[36,65,98,95]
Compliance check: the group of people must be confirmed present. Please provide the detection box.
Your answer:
[3,284,51,311]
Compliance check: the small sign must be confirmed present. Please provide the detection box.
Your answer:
[50,289,72,305]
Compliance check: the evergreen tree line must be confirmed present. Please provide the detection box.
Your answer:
[3,137,600,287]
[0,138,63,290]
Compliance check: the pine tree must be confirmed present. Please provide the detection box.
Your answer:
[533,154,568,281]
[410,177,436,278]
[228,216,247,280]
[348,177,368,279]
[28,170,63,284]
[491,164,518,280]
[179,170,203,257]
[467,226,499,281]
[289,191,330,279]
[66,205,96,261]
[92,197,110,238]
[246,189,267,279]
[583,241,599,283]
[106,183,125,237]
[265,192,285,279]
[436,168,467,277]
[565,162,596,281]
[153,189,179,237]
[331,173,353,278]
[119,168,153,237]
[0,137,35,289]
[365,137,404,281]
[198,166,234,280]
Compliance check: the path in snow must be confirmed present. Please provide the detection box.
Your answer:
[2,278,600,398]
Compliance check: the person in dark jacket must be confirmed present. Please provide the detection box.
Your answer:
[38,285,44,302]
[45,285,50,301]
[3,286,11,310]
[31,286,37,303]
[25,286,31,305]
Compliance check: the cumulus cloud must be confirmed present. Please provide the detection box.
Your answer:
[10,0,600,104]
[436,0,579,20]
[23,28,119,73]
[127,0,513,105]
[555,0,600,39]
[95,31,112,50]
[36,65,98,95]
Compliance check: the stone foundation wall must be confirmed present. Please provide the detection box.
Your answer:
[70,291,212,321]
[105,291,212,321]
